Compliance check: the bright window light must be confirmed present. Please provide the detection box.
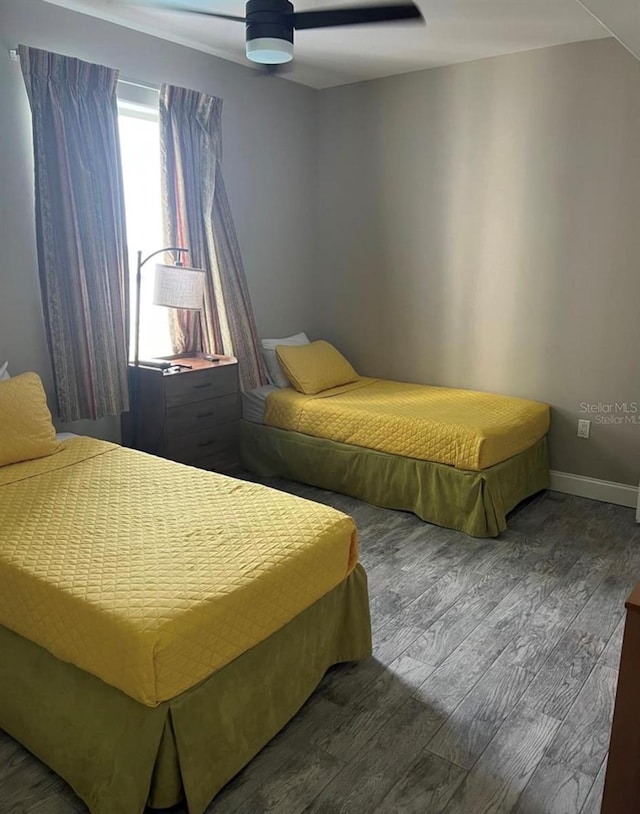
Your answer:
[118,104,173,361]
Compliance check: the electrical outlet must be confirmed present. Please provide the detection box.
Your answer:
[577,419,591,439]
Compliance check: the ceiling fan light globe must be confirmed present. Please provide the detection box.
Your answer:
[246,37,293,64]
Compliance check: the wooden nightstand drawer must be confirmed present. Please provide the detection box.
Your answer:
[166,394,239,436]
[127,354,240,474]
[166,424,238,464]
[165,364,238,407]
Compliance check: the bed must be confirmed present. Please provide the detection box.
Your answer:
[242,340,550,537]
[0,407,371,814]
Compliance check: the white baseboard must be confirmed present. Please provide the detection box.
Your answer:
[549,470,639,509]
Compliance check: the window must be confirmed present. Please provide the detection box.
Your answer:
[117,88,172,360]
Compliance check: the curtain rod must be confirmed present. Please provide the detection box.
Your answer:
[9,53,159,94]
[118,77,160,93]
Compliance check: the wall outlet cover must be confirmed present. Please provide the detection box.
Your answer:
[577,418,591,439]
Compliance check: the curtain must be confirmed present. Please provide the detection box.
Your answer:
[160,84,267,391]
[19,45,130,422]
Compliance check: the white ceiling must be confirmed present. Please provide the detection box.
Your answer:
[42,0,609,88]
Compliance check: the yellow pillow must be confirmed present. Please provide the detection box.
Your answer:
[276,340,358,395]
[0,372,61,467]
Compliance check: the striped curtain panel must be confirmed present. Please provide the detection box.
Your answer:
[19,46,130,422]
[160,84,267,391]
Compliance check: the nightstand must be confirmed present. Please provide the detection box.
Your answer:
[128,354,240,474]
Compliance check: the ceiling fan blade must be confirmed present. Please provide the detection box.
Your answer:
[168,8,247,21]
[292,3,421,30]
[133,1,246,22]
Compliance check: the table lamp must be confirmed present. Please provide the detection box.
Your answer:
[132,247,205,368]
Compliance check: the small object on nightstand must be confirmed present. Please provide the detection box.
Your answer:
[203,355,221,363]
[126,354,240,474]
[137,358,173,370]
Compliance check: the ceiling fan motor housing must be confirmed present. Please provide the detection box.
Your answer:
[245,0,294,63]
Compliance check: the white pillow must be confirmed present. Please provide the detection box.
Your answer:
[261,333,309,388]
[0,362,9,381]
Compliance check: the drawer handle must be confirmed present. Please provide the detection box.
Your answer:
[194,383,213,389]
[197,411,215,419]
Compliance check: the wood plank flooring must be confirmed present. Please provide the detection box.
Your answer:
[1,484,638,813]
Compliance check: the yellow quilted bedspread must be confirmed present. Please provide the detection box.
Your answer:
[266,378,549,471]
[0,438,358,707]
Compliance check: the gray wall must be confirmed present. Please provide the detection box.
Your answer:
[317,39,640,485]
[1,4,638,486]
[0,0,319,438]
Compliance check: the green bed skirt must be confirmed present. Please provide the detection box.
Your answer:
[240,421,550,538]
[0,564,371,814]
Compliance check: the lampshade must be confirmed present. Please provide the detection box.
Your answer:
[246,38,293,64]
[153,264,205,310]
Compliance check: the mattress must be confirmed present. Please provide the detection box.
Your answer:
[241,384,279,424]
[265,378,550,471]
[0,437,358,707]
[0,565,372,814]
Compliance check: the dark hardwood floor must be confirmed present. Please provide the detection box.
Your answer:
[0,483,637,813]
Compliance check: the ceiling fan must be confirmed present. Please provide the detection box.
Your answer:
[136,0,424,67]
